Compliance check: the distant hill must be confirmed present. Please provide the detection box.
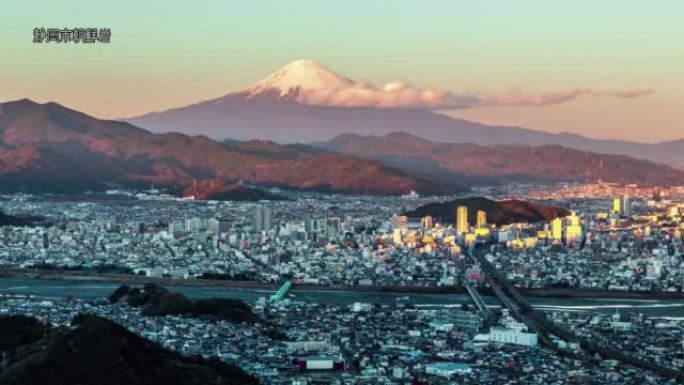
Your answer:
[0,99,464,196]
[314,132,684,186]
[405,196,570,226]
[0,210,40,227]
[0,313,258,385]
[109,283,261,324]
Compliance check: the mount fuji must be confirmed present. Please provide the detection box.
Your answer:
[126,60,684,169]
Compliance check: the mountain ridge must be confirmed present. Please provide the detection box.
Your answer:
[124,61,684,169]
[0,99,464,196]
[313,132,684,186]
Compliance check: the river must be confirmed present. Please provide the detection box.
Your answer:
[1,277,683,319]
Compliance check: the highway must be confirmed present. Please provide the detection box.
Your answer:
[470,244,684,382]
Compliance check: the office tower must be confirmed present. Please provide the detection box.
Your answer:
[392,215,408,230]
[565,212,582,246]
[421,215,433,230]
[476,210,487,228]
[254,205,272,232]
[612,198,621,215]
[551,217,563,242]
[622,195,632,217]
[565,224,582,246]
[326,217,341,238]
[456,206,469,233]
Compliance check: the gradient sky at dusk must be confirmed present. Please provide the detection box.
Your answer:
[1,0,682,142]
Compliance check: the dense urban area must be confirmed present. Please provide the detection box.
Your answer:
[1,182,684,384]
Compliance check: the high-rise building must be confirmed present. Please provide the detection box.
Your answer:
[622,195,632,217]
[421,215,433,230]
[565,212,582,246]
[326,217,341,239]
[565,224,582,246]
[551,217,563,242]
[476,210,487,228]
[456,206,469,233]
[612,198,621,215]
[254,205,272,232]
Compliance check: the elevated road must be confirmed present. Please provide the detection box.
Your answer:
[463,282,490,316]
[471,245,684,382]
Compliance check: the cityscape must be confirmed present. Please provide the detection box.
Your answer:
[2,1,684,384]
[1,184,683,384]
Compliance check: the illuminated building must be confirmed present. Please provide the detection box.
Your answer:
[510,238,525,249]
[612,198,621,215]
[564,212,582,246]
[392,229,403,245]
[456,206,469,233]
[634,228,643,245]
[464,233,477,248]
[524,237,537,248]
[565,224,582,246]
[476,210,487,228]
[405,232,417,247]
[609,217,618,228]
[475,227,490,237]
[551,217,563,242]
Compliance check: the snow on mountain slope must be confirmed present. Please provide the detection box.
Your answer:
[124,60,684,169]
[245,60,352,99]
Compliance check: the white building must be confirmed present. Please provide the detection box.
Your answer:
[425,362,473,378]
[489,326,538,347]
[351,302,372,312]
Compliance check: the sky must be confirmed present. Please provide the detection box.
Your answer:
[1,0,682,143]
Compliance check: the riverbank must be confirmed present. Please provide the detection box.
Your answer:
[1,267,683,300]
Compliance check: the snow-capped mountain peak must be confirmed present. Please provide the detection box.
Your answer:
[246,60,353,98]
